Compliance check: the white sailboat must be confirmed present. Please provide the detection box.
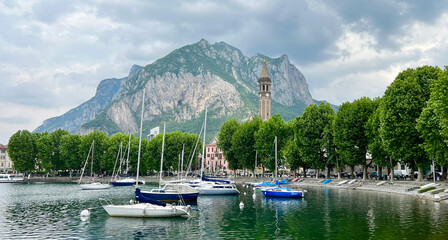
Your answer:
[111,134,145,186]
[79,140,110,190]
[183,106,239,195]
[102,89,191,218]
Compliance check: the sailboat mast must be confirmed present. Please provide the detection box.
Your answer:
[136,89,145,187]
[126,132,131,175]
[181,144,185,180]
[275,136,277,182]
[255,150,257,178]
[200,106,207,180]
[91,140,95,179]
[159,123,166,188]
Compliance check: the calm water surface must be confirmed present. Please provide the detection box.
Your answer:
[1,182,447,239]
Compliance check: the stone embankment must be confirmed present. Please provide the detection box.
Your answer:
[238,177,448,203]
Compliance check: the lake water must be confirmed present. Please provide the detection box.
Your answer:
[1,182,447,239]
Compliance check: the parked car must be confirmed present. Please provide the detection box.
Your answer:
[426,172,442,181]
[369,171,379,180]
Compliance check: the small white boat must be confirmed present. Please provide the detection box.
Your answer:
[102,202,190,218]
[80,182,111,190]
[78,141,110,190]
[196,182,239,195]
[0,173,24,183]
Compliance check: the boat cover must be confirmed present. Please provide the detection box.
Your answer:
[255,182,276,187]
[135,188,167,206]
[202,175,231,184]
[276,180,293,185]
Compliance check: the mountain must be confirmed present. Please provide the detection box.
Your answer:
[34,65,143,134]
[36,39,323,140]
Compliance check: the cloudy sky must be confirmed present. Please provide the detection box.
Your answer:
[1,0,448,144]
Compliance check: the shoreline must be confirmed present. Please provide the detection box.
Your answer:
[26,176,448,203]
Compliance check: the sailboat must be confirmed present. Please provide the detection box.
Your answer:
[79,140,111,190]
[111,134,145,186]
[102,89,191,218]
[137,123,199,202]
[185,106,239,195]
[261,136,306,198]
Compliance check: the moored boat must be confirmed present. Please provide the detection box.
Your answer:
[0,173,24,183]
[261,187,306,198]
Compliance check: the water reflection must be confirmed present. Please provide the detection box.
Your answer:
[1,183,448,239]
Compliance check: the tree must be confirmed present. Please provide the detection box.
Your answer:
[365,98,392,179]
[217,119,240,170]
[417,67,448,180]
[49,129,70,172]
[60,134,82,178]
[7,130,36,173]
[333,97,375,180]
[231,116,262,173]
[105,132,131,174]
[36,133,53,172]
[380,66,441,181]
[296,103,334,177]
[80,130,110,176]
[255,114,291,174]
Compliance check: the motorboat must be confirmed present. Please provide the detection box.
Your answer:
[196,182,239,195]
[80,182,110,190]
[261,136,306,199]
[261,187,306,198]
[0,173,24,183]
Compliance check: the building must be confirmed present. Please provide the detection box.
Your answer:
[147,126,160,140]
[0,144,14,173]
[258,59,271,121]
[204,137,229,174]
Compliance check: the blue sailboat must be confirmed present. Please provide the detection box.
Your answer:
[137,124,199,203]
[261,136,306,198]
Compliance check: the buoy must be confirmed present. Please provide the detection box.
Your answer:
[244,192,246,195]
[239,202,244,209]
[253,193,256,199]
[80,209,91,217]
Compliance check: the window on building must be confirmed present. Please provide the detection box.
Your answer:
[0,150,5,153]
[267,86,269,91]
[263,85,265,91]
[1,163,3,167]
[0,156,4,159]
[207,154,210,157]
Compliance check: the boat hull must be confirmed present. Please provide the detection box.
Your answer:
[103,203,190,218]
[140,192,199,202]
[198,185,239,195]
[80,183,111,190]
[261,188,305,198]
[0,174,24,183]
[111,181,134,186]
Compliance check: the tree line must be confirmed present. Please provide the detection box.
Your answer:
[7,129,201,177]
[217,66,448,181]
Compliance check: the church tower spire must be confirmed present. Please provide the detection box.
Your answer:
[258,59,271,121]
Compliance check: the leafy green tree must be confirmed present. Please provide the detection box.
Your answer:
[105,132,131,175]
[380,66,441,181]
[255,114,292,174]
[231,116,262,173]
[217,119,240,171]
[282,138,304,177]
[7,130,36,172]
[36,133,53,172]
[296,103,334,177]
[417,68,448,180]
[60,134,82,177]
[80,130,110,176]
[365,98,392,179]
[333,97,375,180]
[49,129,70,172]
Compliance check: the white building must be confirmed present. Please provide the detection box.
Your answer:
[0,144,13,173]
[147,126,160,140]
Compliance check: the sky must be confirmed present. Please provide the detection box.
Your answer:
[1,0,448,144]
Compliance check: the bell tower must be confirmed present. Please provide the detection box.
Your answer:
[258,59,271,121]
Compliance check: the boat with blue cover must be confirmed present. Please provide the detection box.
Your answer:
[261,187,305,198]
[261,136,306,199]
